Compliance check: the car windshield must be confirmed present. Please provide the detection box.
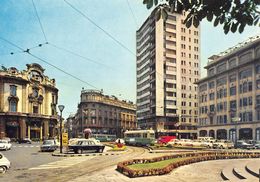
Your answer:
[43,140,54,145]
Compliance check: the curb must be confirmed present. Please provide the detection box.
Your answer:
[52,152,122,157]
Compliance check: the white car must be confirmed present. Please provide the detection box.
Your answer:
[0,140,12,150]
[0,153,10,173]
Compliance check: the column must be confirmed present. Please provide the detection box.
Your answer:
[19,118,26,139]
[0,116,6,138]
[28,126,31,139]
[43,120,49,139]
[252,125,256,140]
[40,126,43,141]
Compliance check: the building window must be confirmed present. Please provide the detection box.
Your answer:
[208,81,215,89]
[239,69,252,79]
[256,79,260,90]
[9,100,17,112]
[32,89,39,98]
[256,95,260,106]
[10,85,17,96]
[208,68,215,76]
[229,74,236,82]
[209,93,215,100]
[256,65,260,74]
[217,63,226,73]
[33,106,39,114]
[229,58,237,69]
[230,100,236,110]
[210,105,215,112]
[230,86,236,96]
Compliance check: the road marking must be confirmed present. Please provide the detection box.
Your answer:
[28,156,95,170]
[12,145,40,148]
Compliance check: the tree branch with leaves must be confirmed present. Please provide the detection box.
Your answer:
[143,0,260,34]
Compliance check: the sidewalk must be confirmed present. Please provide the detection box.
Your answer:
[70,159,260,182]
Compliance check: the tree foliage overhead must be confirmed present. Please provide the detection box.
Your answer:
[143,0,260,34]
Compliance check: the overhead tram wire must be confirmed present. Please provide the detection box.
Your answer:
[48,43,114,69]
[31,0,48,43]
[27,52,99,89]
[126,0,138,28]
[63,0,136,56]
[0,42,48,57]
[0,36,99,90]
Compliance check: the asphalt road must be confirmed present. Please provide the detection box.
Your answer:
[1,142,62,170]
[0,144,147,182]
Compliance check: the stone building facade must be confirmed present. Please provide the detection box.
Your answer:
[197,35,260,141]
[0,63,58,140]
[72,89,136,138]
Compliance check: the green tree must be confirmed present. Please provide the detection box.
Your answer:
[143,0,260,34]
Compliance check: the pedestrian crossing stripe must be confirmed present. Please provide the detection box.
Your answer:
[28,156,95,170]
[12,145,40,148]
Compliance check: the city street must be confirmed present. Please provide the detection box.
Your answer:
[0,145,148,182]
[1,142,62,170]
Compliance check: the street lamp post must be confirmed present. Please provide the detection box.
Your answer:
[230,109,240,148]
[58,105,65,154]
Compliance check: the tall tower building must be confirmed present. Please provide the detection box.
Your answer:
[136,6,200,138]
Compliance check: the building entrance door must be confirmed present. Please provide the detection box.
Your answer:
[6,121,19,139]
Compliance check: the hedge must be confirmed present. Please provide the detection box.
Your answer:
[116,151,260,178]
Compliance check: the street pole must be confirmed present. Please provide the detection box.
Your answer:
[60,114,62,153]
[58,105,65,154]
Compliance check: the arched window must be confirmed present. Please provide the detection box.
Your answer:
[9,100,17,112]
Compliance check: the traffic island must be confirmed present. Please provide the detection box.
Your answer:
[116,151,260,178]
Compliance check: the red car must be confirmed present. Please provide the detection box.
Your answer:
[158,136,176,144]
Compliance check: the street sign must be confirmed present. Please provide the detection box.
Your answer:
[62,133,68,146]
[231,117,241,122]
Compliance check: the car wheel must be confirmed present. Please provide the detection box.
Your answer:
[0,166,7,174]
[77,149,83,154]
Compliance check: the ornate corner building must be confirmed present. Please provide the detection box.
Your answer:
[0,63,58,140]
[197,35,260,141]
[72,89,136,138]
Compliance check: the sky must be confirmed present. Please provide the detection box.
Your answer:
[0,0,259,118]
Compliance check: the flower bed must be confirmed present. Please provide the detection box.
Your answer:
[117,151,260,178]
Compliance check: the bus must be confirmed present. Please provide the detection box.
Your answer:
[124,130,155,146]
[92,134,116,142]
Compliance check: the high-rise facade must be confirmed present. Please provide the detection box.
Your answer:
[197,35,260,141]
[136,6,200,138]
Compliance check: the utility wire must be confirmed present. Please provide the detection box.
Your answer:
[63,0,136,56]
[28,52,99,89]
[31,0,48,42]
[0,36,99,89]
[126,0,138,28]
[48,43,113,69]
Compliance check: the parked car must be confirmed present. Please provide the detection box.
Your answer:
[40,140,58,152]
[213,140,234,149]
[176,139,193,147]
[157,136,176,144]
[246,140,260,149]
[0,153,10,173]
[235,140,254,149]
[17,138,32,144]
[254,141,260,149]
[167,139,180,146]
[68,138,105,154]
[0,140,12,150]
